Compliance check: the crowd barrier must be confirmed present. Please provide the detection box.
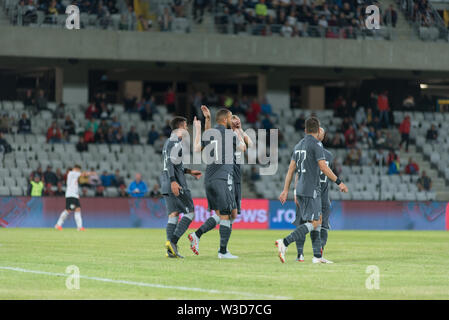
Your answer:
[0,197,448,230]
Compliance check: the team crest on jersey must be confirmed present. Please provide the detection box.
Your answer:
[318,142,323,147]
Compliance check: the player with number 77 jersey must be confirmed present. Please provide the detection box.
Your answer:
[276,117,348,264]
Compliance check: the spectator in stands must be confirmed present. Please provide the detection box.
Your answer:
[100,171,115,187]
[384,131,396,151]
[84,127,95,144]
[85,102,100,119]
[147,125,159,145]
[233,10,246,33]
[124,93,137,112]
[86,118,98,134]
[193,0,205,23]
[154,135,165,153]
[44,165,58,187]
[250,166,261,182]
[113,127,125,144]
[426,124,438,142]
[98,119,109,133]
[46,0,59,24]
[344,147,361,166]
[126,126,140,144]
[97,0,112,29]
[30,175,44,197]
[330,132,345,148]
[89,169,101,188]
[63,115,76,135]
[46,121,62,143]
[139,96,156,121]
[0,132,12,156]
[373,149,387,166]
[355,105,366,125]
[36,89,50,114]
[23,89,36,114]
[79,172,90,188]
[261,115,274,130]
[387,153,400,175]
[94,127,107,144]
[121,5,137,30]
[54,182,65,197]
[165,86,176,114]
[53,103,66,119]
[149,183,162,198]
[397,115,411,152]
[127,173,148,197]
[113,169,125,187]
[23,0,38,25]
[294,114,305,131]
[383,4,397,28]
[162,120,172,137]
[55,168,64,184]
[95,185,105,197]
[99,101,112,120]
[405,157,419,175]
[417,171,432,191]
[377,90,390,128]
[344,124,356,148]
[31,166,44,181]
[246,98,261,124]
[76,136,88,152]
[281,21,294,37]
[402,95,415,109]
[0,113,11,134]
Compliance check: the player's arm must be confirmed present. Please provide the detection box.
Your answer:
[184,168,202,180]
[201,105,211,130]
[294,172,299,207]
[166,143,181,196]
[242,129,254,148]
[318,160,348,193]
[234,129,247,152]
[279,160,296,204]
[193,116,203,153]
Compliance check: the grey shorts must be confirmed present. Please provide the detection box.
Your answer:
[293,195,322,226]
[205,177,236,215]
[234,182,241,214]
[163,189,194,215]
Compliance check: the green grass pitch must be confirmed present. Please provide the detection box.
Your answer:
[0,228,448,299]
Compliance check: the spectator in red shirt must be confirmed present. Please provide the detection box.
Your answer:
[46,121,62,143]
[399,115,411,152]
[344,125,356,147]
[83,127,95,143]
[85,102,99,119]
[164,86,176,114]
[405,157,419,175]
[246,98,261,124]
[377,90,390,128]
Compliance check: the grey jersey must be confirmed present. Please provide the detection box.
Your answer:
[319,149,333,209]
[291,134,326,198]
[233,133,242,184]
[203,124,235,181]
[160,136,188,195]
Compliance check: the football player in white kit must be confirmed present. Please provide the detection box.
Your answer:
[54,165,94,231]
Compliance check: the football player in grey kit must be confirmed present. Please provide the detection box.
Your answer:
[189,107,245,259]
[162,116,202,258]
[277,117,348,264]
[295,127,334,262]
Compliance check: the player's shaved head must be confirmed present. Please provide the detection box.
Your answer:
[305,117,320,134]
[74,164,81,170]
[216,108,231,122]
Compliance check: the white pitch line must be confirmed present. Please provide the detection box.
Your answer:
[0,266,291,299]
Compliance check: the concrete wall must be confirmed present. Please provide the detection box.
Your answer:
[1,26,449,71]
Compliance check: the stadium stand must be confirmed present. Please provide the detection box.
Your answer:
[0,90,448,200]
[1,0,447,41]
